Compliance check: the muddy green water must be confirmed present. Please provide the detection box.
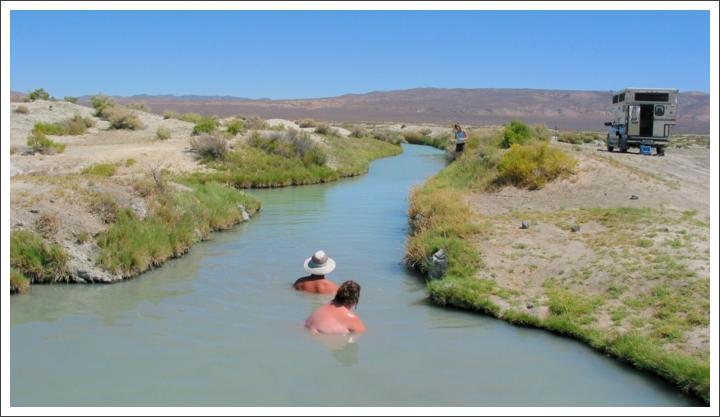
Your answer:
[11,145,699,406]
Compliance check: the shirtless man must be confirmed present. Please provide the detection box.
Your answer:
[305,280,366,335]
[293,250,339,294]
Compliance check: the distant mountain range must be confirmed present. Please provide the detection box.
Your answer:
[13,88,709,133]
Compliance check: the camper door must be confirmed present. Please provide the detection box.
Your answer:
[628,105,641,136]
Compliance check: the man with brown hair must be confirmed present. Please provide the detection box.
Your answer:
[305,280,366,335]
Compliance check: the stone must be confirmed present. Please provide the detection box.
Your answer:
[570,224,581,233]
[630,195,639,200]
[520,220,530,229]
[238,204,250,221]
[428,249,448,280]
[29,209,39,214]
[526,303,534,309]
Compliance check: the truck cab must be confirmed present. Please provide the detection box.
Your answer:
[605,88,678,156]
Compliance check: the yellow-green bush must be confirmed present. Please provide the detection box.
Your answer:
[156,127,172,140]
[496,142,576,189]
[27,131,65,154]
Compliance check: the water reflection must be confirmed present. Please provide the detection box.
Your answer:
[314,333,361,366]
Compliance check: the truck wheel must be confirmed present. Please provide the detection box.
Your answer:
[607,145,614,152]
[620,146,628,153]
[606,135,614,152]
[657,146,665,156]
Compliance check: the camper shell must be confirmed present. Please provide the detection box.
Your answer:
[605,88,678,155]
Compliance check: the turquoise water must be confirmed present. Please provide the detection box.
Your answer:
[10,145,700,406]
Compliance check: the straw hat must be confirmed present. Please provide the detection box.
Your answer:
[304,250,336,275]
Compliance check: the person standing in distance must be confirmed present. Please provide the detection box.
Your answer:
[453,123,468,154]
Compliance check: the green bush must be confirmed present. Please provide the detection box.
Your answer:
[314,123,331,135]
[496,142,577,189]
[402,131,448,150]
[90,94,117,118]
[33,115,95,136]
[225,118,246,136]
[350,126,366,138]
[105,107,144,130]
[163,110,178,119]
[248,129,327,166]
[298,119,318,128]
[156,126,172,140]
[192,117,219,135]
[127,102,150,112]
[190,132,229,160]
[28,88,50,101]
[33,122,67,135]
[244,116,268,130]
[501,120,533,148]
[83,163,118,177]
[27,131,66,154]
[371,129,404,145]
[558,131,600,144]
[64,96,78,104]
[10,229,68,285]
[178,112,205,123]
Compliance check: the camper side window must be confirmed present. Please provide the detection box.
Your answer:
[655,105,665,116]
[618,93,625,102]
[612,95,618,104]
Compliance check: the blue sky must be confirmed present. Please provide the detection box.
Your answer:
[10,10,710,98]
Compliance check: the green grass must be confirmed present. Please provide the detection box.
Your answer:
[186,134,401,188]
[186,145,338,188]
[402,131,450,150]
[10,229,69,287]
[82,163,118,177]
[96,182,260,275]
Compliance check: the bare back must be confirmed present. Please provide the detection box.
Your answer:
[293,275,339,294]
[305,303,366,335]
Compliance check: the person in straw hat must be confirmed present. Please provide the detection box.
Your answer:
[305,280,366,335]
[293,250,340,294]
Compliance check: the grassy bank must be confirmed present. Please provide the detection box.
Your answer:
[10,176,260,290]
[185,133,402,188]
[97,181,260,275]
[405,122,709,402]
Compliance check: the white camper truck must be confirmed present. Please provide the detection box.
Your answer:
[605,88,678,156]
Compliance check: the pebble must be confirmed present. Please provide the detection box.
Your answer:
[520,220,530,229]
[630,195,639,200]
[570,224,581,232]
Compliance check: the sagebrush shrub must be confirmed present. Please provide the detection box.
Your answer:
[190,132,229,160]
[156,127,172,140]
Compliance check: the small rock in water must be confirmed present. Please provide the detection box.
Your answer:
[520,220,530,229]
[570,224,581,233]
[630,195,639,200]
